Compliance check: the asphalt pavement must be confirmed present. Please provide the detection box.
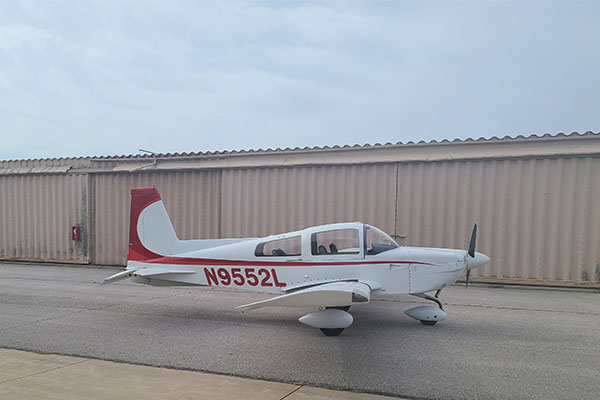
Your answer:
[0,262,599,399]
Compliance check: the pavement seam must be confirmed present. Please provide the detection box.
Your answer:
[0,359,89,385]
[279,384,303,400]
[445,303,600,315]
[374,298,600,316]
[0,291,191,333]
[0,309,88,333]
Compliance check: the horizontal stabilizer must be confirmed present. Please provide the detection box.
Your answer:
[132,268,195,277]
[102,268,195,285]
[237,281,371,312]
[102,270,135,285]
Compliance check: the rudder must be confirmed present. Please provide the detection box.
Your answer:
[127,186,179,261]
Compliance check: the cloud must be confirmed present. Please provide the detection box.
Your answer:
[0,1,599,159]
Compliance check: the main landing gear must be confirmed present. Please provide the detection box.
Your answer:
[405,289,447,326]
[320,328,345,336]
[318,306,352,336]
[299,307,354,336]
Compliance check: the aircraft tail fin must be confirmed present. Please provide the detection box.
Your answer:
[127,186,179,261]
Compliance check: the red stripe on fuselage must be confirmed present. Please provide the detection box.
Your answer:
[141,257,433,267]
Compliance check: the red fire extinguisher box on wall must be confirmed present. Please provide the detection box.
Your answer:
[72,225,81,242]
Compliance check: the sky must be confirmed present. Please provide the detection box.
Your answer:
[1,0,599,160]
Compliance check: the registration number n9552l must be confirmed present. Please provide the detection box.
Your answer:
[203,267,286,288]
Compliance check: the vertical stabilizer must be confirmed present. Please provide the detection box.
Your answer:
[127,186,179,261]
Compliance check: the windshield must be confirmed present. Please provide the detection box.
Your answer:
[365,225,399,255]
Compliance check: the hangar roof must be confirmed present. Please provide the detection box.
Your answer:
[1,131,599,175]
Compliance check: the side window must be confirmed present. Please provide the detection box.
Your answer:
[311,229,360,255]
[255,236,301,257]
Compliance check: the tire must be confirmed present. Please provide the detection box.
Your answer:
[420,320,437,326]
[320,328,345,336]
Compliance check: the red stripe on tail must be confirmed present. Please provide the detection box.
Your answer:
[127,186,163,261]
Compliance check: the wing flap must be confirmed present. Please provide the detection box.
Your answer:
[237,281,371,312]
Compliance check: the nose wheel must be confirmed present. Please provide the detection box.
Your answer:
[406,290,447,326]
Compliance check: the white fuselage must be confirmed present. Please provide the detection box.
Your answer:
[127,222,468,295]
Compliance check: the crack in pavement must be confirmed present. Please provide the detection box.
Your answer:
[279,385,303,400]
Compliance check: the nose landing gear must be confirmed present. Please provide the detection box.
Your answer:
[413,289,444,310]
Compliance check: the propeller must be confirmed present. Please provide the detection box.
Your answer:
[468,223,477,258]
[466,224,477,289]
[465,269,471,289]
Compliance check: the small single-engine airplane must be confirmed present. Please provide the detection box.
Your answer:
[104,186,490,336]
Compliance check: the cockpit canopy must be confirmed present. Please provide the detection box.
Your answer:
[254,223,399,258]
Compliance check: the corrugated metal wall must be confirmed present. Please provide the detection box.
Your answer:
[220,164,398,238]
[0,174,89,263]
[395,157,600,282]
[1,136,599,285]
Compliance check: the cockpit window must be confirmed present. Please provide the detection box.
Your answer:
[365,225,399,255]
[255,236,301,257]
[311,229,360,255]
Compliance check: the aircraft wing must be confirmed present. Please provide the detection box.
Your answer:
[236,281,371,312]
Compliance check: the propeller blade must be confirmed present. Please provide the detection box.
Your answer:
[468,224,477,258]
[465,269,470,289]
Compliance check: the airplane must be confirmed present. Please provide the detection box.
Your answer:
[103,186,490,336]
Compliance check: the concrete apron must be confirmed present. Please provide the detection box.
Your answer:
[0,348,398,400]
